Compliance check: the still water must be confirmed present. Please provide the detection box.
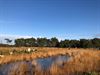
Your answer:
[0,55,70,75]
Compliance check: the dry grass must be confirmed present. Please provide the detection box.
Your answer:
[0,47,100,64]
[31,48,100,75]
[47,51,100,75]
[0,47,100,75]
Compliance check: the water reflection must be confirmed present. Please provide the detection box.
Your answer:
[32,55,70,70]
[0,55,70,75]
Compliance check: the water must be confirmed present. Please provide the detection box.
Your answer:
[32,55,70,70]
[0,55,70,75]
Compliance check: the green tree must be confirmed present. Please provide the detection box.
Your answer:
[25,38,36,47]
[36,38,49,47]
[92,38,100,48]
[59,40,70,48]
[15,38,25,46]
[79,39,93,48]
[69,40,80,48]
[50,37,59,47]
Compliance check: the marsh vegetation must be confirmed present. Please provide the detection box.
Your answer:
[0,47,100,75]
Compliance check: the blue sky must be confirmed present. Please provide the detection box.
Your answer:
[0,0,100,40]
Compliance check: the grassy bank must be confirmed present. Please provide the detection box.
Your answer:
[0,47,100,75]
[0,47,100,64]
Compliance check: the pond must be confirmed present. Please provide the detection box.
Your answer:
[0,55,71,75]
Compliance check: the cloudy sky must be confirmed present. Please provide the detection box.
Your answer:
[0,0,100,41]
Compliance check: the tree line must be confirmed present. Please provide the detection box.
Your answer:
[14,37,100,48]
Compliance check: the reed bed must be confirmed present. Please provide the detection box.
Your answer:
[0,47,100,75]
[0,47,100,64]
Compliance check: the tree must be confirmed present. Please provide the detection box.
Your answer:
[25,38,36,47]
[92,38,100,48]
[14,37,100,48]
[5,38,12,44]
[36,38,49,47]
[79,39,93,48]
[15,38,25,46]
[50,37,59,47]
[59,40,70,48]
[69,40,80,48]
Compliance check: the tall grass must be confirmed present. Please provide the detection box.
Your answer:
[0,47,100,64]
[31,50,100,75]
[0,47,100,75]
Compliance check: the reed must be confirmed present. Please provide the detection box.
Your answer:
[0,47,100,75]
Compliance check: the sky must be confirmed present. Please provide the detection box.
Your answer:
[0,0,100,40]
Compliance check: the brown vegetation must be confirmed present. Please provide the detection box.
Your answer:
[0,47,100,75]
[0,47,100,64]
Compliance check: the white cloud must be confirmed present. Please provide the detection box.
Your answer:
[0,34,34,39]
[0,34,35,45]
[94,34,100,37]
[0,33,99,45]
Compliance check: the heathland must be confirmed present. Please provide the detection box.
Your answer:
[0,47,100,75]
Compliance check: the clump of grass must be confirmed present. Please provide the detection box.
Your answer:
[0,47,100,75]
[82,72,100,75]
[0,47,100,70]
[7,62,35,75]
[0,47,99,64]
